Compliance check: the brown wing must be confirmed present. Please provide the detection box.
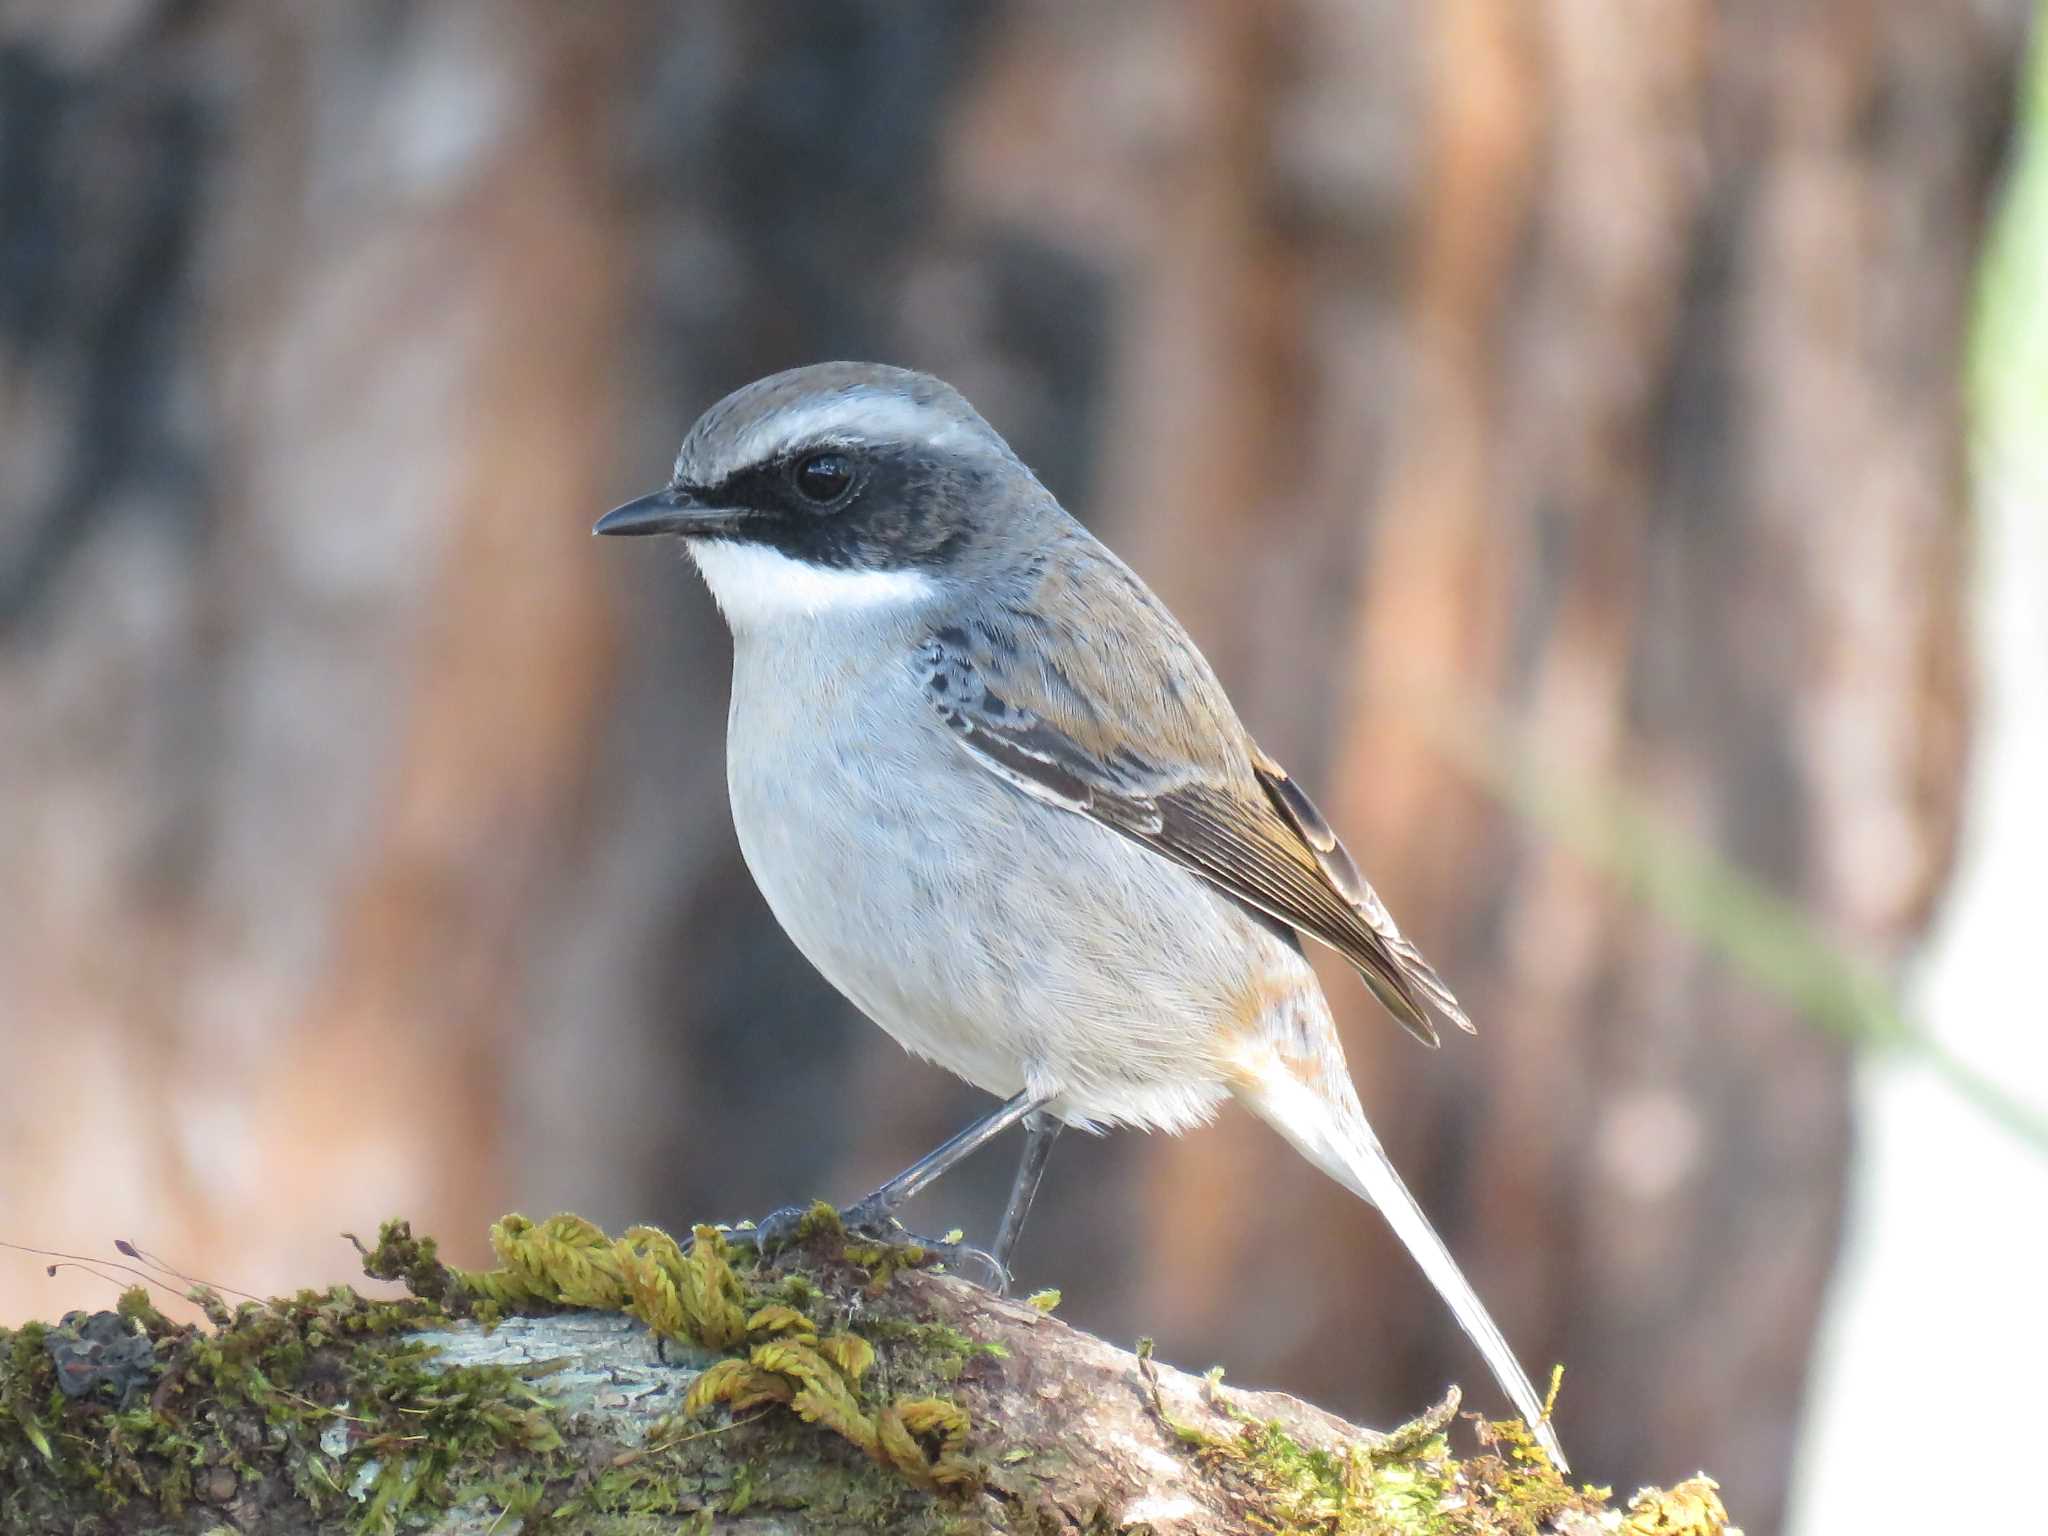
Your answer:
[918,602,1472,1047]
[1251,752,1475,1039]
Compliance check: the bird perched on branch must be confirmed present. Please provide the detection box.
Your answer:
[596,362,1566,1469]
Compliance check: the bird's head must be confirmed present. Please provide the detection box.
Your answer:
[596,362,1055,628]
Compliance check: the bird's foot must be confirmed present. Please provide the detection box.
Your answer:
[844,1217,1009,1295]
[704,1201,827,1259]
[706,1196,1010,1293]
[835,1191,903,1243]
[836,1193,1011,1291]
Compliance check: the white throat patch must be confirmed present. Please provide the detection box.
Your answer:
[687,540,936,628]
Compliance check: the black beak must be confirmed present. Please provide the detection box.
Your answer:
[593,486,741,537]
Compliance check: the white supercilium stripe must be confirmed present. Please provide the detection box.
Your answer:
[715,392,979,479]
[687,539,937,627]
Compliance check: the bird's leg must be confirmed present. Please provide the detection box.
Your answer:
[721,1090,1050,1288]
[716,1202,826,1256]
[834,1089,1048,1292]
[838,1088,1046,1235]
[990,1111,1061,1289]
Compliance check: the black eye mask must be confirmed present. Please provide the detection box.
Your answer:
[697,443,984,572]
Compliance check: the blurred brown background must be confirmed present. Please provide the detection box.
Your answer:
[1,4,2035,1533]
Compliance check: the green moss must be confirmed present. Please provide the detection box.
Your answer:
[349,1222,482,1317]
[1131,1345,1609,1536]
[1616,1475,1734,1535]
[2,1215,1731,1536]
[340,1342,568,1531]
[0,1228,969,1532]
[857,1315,1010,1372]
[1,1279,508,1533]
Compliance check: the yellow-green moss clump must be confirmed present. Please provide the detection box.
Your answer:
[376,1208,981,1492]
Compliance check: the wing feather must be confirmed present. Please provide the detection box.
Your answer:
[920,613,1471,1047]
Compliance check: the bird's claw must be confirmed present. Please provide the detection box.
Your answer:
[707,1203,812,1257]
[931,1241,1010,1294]
[836,1197,1009,1291]
[700,1197,1011,1293]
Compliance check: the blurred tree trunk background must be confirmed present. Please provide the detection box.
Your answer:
[0,3,2027,1531]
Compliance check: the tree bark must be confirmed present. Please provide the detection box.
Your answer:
[0,1224,1734,1536]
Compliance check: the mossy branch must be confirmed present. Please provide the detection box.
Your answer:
[0,1213,1737,1535]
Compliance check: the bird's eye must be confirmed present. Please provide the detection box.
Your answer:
[792,451,856,506]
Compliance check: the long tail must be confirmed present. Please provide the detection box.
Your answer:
[1232,1060,1568,1472]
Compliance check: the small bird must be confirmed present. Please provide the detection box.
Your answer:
[597,362,1566,1469]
